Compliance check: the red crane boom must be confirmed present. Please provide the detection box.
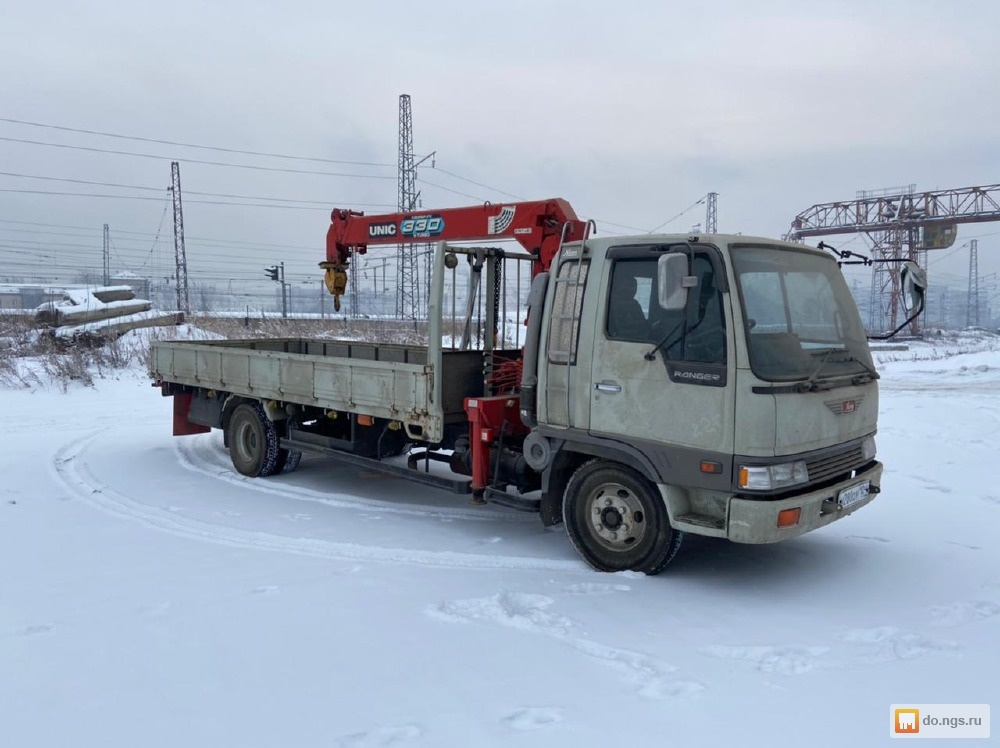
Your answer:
[320,199,586,308]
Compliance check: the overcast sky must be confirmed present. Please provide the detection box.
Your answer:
[2,0,998,306]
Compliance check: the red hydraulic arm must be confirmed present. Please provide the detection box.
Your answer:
[320,198,586,309]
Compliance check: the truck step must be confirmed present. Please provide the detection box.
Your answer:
[483,487,541,513]
[675,513,725,529]
[280,438,472,494]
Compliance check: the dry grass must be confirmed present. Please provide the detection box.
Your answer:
[0,311,140,390]
[187,314,433,344]
[187,314,506,348]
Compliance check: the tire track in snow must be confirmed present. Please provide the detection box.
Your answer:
[700,625,962,675]
[427,591,705,699]
[173,432,533,523]
[52,431,584,572]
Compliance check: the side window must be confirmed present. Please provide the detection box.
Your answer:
[650,254,727,364]
[607,260,655,342]
[547,259,589,364]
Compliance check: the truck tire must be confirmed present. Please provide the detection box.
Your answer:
[275,448,302,474]
[563,459,684,575]
[227,402,281,477]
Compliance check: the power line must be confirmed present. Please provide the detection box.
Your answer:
[431,159,708,236]
[588,217,650,233]
[0,136,397,179]
[6,121,991,256]
[109,216,165,274]
[0,117,396,167]
[0,243,317,265]
[0,240,323,267]
[0,188,336,211]
[928,243,970,267]
[430,165,525,200]
[0,218,327,252]
[417,174,648,234]
[0,170,393,207]
[0,231,302,256]
[416,177,485,204]
[648,196,707,234]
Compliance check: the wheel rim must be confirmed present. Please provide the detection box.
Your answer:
[233,417,259,465]
[585,481,647,552]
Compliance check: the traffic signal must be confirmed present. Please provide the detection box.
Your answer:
[264,265,279,281]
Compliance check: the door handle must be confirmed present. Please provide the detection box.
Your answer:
[594,381,622,393]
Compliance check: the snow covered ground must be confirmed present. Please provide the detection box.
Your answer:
[2,331,998,747]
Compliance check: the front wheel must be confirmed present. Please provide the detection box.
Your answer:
[563,460,684,574]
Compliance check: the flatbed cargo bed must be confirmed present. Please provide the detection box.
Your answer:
[150,337,487,441]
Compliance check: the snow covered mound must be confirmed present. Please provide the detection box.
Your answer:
[35,286,152,327]
[873,328,1000,365]
[875,330,1000,389]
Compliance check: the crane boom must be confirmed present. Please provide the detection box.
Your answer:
[320,199,587,309]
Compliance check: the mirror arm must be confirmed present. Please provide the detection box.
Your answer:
[867,296,926,341]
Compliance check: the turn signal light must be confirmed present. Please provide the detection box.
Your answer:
[777,508,801,528]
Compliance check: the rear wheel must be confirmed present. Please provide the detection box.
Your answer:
[563,460,684,574]
[227,402,281,477]
[275,414,303,474]
[275,448,302,474]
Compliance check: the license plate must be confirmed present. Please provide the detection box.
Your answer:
[838,481,870,509]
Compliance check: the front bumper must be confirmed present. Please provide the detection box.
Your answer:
[727,461,883,544]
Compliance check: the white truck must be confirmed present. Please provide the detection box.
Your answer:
[150,198,925,574]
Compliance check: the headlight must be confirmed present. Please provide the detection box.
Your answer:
[861,434,876,462]
[738,461,809,490]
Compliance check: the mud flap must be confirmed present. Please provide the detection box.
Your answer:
[539,492,563,526]
[173,392,211,436]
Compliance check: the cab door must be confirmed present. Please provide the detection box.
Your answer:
[588,248,736,458]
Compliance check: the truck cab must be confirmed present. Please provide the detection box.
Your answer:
[529,235,881,570]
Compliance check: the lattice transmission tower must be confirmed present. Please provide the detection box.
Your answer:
[397,94,418,320]
[705,192,718,233]
[967,239,980,326]
[170,161,190,314]
[102,223,110,286]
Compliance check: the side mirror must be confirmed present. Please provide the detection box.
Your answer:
[657,253,697,311]
[900,261,927,312]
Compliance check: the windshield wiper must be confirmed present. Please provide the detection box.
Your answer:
[839,354,879,380]
[799,348,879,391]
[797,348,836,391]
[823,349,880,381]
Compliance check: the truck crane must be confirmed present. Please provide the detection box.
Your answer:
[150,197,926,574]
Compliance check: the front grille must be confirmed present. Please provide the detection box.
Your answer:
[805,444,865,485]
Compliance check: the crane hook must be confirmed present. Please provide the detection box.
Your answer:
[319,261,349,312]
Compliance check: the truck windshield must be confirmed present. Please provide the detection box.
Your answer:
[731,245,872,382]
